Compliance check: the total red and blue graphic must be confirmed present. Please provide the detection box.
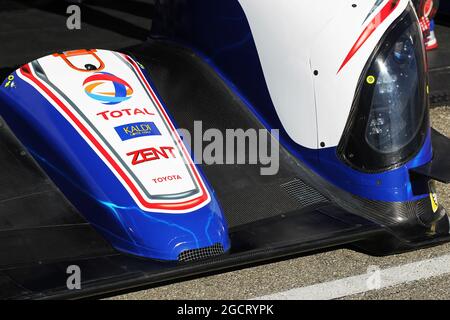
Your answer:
[83,72,133,105]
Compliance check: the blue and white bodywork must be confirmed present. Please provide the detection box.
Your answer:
[0,50,230,261]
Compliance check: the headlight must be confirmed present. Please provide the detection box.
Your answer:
[338,5,428,172]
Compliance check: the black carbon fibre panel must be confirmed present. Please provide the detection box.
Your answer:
[1,205,383,300]
[129,42,331,228]
[0,120,114,269]
[280,179,329,208]
[345,194,431,226]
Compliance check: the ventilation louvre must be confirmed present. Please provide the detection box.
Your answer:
[178,243,225,262]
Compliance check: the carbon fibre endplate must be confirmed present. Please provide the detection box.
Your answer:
[411,129,450,183]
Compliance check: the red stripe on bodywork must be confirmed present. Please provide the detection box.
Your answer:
[19,64,209,212]
[337,0,400,73]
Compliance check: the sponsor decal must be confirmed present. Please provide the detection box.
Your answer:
[96,107,154,120]
[83,72,133,105]
[4,75,16,89]
[127,146,176,166]
[366,75,376,85]
[430,192,439,213]
[429,182,439,213]
[152,175,183,184]
[115,122,161,141]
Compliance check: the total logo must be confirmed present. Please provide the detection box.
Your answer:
[83,72,133,105]
[96,107,154,120]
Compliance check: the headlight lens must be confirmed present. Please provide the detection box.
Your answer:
[338,6,428,172]
[366,30,421,154]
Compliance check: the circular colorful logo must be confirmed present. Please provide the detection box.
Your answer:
[83,72,133,105]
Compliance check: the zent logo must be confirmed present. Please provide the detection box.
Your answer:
[83,72,133,105]
[127,146,176,166]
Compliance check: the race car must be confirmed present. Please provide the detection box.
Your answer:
[0,0,449,299]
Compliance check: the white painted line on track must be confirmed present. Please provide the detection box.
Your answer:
[254,254,450,300]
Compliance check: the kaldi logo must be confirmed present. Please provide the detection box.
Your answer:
[127,146,176,166]
[96,107,154,120]
[115,122,161,141]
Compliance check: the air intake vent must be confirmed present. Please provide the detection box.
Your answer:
[280,179,328,208]
[178,243,225,262]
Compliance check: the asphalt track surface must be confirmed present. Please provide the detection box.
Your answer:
[112,107,450,300]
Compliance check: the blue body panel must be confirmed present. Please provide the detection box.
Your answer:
[152,0,433,202]
[0,67,230,261]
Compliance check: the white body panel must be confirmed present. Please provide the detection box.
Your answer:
[238,0,410,149]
